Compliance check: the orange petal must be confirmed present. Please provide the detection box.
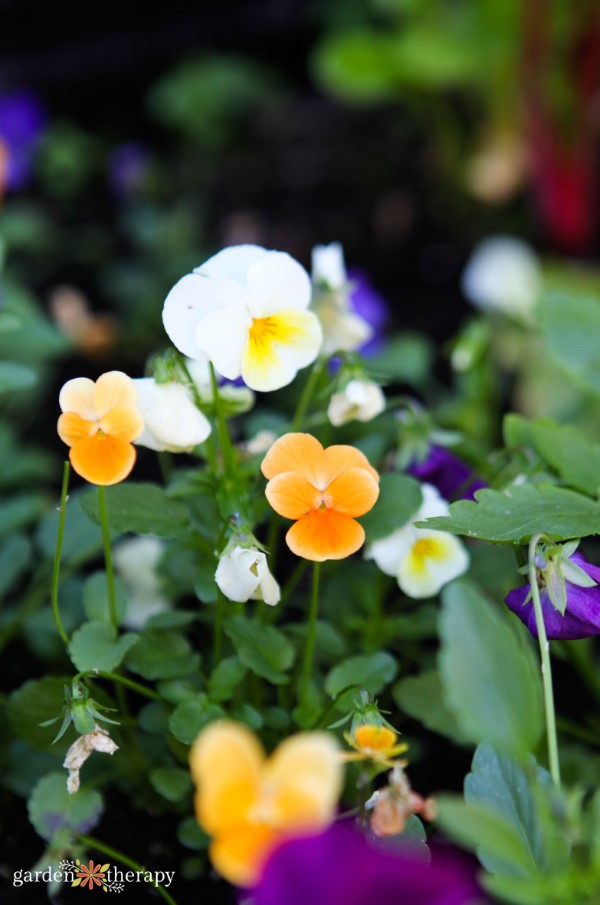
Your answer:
[57,412,95,447]
[209,823,278,888]
[354,725,397,753]
[100,404,144,443]
[326,467,379,517]
[69,435,136,486]
[261,433,325,487]
[265,472,320,519]
[286,509,365,561]
[93,371,137,418]
[59,377,97,419]
[323,444,379,484]
[190,721,263,837]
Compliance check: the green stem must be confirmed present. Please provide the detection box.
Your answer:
[291,359,324,432]
[209,362,236,475]
[74,671,161,701]
[97,486,118,629]
[51,461,71,647]
[177,354,217,472]
[528,533,561,788]
[301,562,321,704]
[75,834,178,905]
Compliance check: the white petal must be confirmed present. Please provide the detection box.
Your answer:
[241,309,322,392]
[195,244,268,283]
[311,242,347,290]
[397,532,469,599]
[59,377,97,419]
[315,299,373,356]
[195,300,250,380]
[365,525,417,577]
[251,555,281,606]
[112,536,171,630]
[133,379,211,452]
[246,251,312,317]
[461,236,542,321]
[162,272,246,360]
[415,484,450,521]
[328,379,386,426]
[215,547,262,603]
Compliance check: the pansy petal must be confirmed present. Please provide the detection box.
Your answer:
[209,824,278,889]
[364,525,416,577]
[241,310,322,392]
[196,299,250,380]
[69,435,136,486]
[286,509,365,561]
[397,532,469,599]
[190,721,263,836]
[265,472,320,519]
[322,444,379,484]
[263,733,342,828]
[57,412,95,447]
[100,404,144,443]
[163,272,246,361]
[196,244,268,283]
[133,379,211,452]
[93,371,137,418]
[246,252,312,317]
[326,466,379,517]
[261,433,325,486]
[59,377,97,419]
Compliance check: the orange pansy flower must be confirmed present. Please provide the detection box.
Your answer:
[261,433,379,561]
[344,724,408,766]
[57,371,144,485]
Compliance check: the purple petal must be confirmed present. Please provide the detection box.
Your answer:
[0,89,47,190]
[408,445,486,501]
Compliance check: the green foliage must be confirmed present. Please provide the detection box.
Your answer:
[68,622,138,673]
[393,669,470,743]
[360,473,422,540]
[538,291,600,398]
[168,696,226,745]
[125,628,200,680]
[325,651,398,702]
[82,572,127,624]
[80,483,189,538]
[224,615,295,684]
[149,766,193,802]
[8,677,74,751]
[28,772,103,841]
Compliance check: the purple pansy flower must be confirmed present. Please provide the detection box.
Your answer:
[347,268,389,356]
[0,89,47,191]
[408,445,486,502]
[252,823,484,905]
[108,141,149,198]
[505,551,600,640]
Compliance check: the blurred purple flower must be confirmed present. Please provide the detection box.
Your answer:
[505,551,600,640]
[108,142,149,198]
[252,823,484,905]
[0,89,47,190]
[348,268,388,356]
[407,445,486,502]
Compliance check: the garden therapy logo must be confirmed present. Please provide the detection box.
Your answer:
[12,859,175,891]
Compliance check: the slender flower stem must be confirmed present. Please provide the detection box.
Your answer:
[291,359,324,432]
[177,354,218,472]
[97,486,118,629]
[209,363,237,475]
[51,461,71,647]
[301,562,321,705]
[75,834,178,905]
[528,532,561,788]
[74,670,161,701]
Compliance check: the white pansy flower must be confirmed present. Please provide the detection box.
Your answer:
[243,429,278,456]
[311,242,373,355]
[215,545,280,606]
[134,378,211,452]
[365,484,469,599]
[328,378,386,426]
[113,536,171,629]
[162,244,322,392]
[461,235,542,322]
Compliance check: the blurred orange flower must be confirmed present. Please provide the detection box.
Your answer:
[57,371,144,485]
[344,724,408,767]
[261,433,379,561]
[190,720,343,887]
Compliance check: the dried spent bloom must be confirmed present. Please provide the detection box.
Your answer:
[63,726,118,794]
[57,371,144,485]
[162,244,322,392]
[407,444,486,502]
[262,433,379,562]
[311,243,373,356]
[505,550,600,640]
[215,544,280,606]
[365,484,469,599]
[133,377,212,452]
[253,821,484,905]
[327,378,386,427]
[344,724,408,768]
[367,764,437,838]
[189,720,343,887]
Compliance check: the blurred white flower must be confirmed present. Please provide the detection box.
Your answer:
[243,429,277,456]
[215,545,280,606]
[461,235,542,322]
[113,536,171,629]
[311,242,373,355]
[134,378,211,452]
[162,244,322,392]
[365,484,469,599]
[328,378,386,426]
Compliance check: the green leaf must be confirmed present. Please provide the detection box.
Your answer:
[0,533,31,596]
[0,493,46,536]
[125,629,200,680]
[36,489,110,564]
[149,766,193,802]
[224,615,295,684]
[367,333,434,384]
[325,651,398,701]
[361,474,423,541]
[421,484,600,543]
[312,30,399,103]
[0,361,37,394]
[177,816,210,850]
[68,621,138,672]
[532,421,600,496]
[393,670,470,743]
[82,571,127,624]
[80,483,189,538]
[207,656,246,702]
[168,695,225,745]
[538,290,600,397]
[439,581,543,756]
[7,677,73,751]
[28,772,103,841]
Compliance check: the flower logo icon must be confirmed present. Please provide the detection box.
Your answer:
[71,860,111,891]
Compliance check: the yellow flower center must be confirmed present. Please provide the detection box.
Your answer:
[412,538,437,564]
[248,316,281,348]
[354,724,397,754]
